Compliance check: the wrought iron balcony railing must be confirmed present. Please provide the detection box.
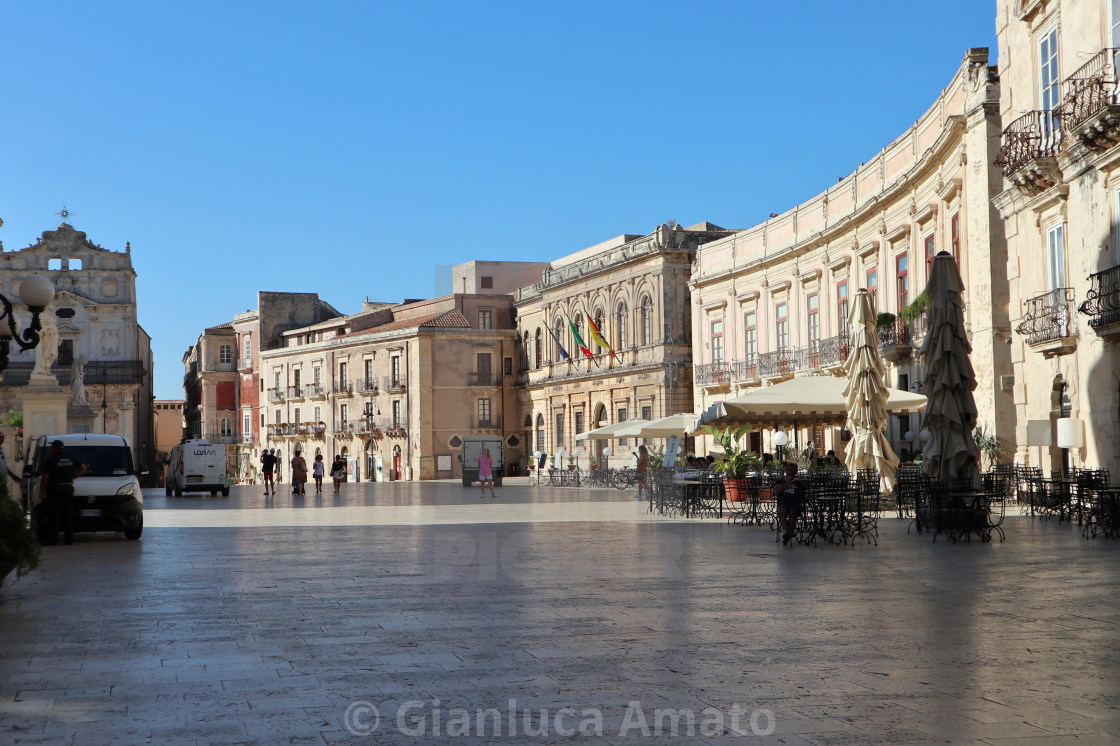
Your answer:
[996,110,1063,177]
[694,362,731,386]
[877,320,911,351]
[1060,48,1120,130]
[384,376,406,393]
[303,384,325,398]
[267,387,284,402]
[1078,264,1120,329]
[1017,287,1076,345]
[332,381,352,395]
[814,332,850,368]
[355,376,378,394]
[759,348,810,378]
[730,358,758,381]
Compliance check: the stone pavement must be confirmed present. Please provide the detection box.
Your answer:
[2,479,1119,745]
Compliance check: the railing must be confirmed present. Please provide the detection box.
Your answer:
[877,320,911,350]
[1016,288,1076,344]
[332,381,352,395]
[815,332,850,368]
[237,357,253,371]
[468,372,497,386]
[996,110,1063,177]
[1060,48,1119,130]
[303,384,325,398]
[242,433,254,444]
[355,376,379,393]
[267,387,284,402]
[1079,265,1120,329]
[730,358,758,381]
[285,385,301,399]
[213,361,235,372]
[385,376,406,393]
[759,348,810,378]
[694,362,731,386]
[3,359,149,388]
[907,312,929,345]
[472,416,502,430]
[203,432,239,445]
[332,421,352,434]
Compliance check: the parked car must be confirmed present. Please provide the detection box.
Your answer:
[165,439,231,496]
[21,433,143,542]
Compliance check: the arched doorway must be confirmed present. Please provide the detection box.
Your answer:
[393,445,402,480]
[592,403,607,467]
[1051,374,1071,476]
[341,446,351,481]
[365,440,375,482]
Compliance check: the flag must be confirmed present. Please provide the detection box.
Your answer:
[586,315,617,360]
[567,318,593,358]
[545,324,572,362]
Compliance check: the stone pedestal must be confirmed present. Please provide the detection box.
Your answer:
[21,375,71,443]
[66,403,97,434]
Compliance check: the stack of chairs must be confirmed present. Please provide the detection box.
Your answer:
[895,465,924,519]
[980,471,1009,542]
[1016,467,1043,511]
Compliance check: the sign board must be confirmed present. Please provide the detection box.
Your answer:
[663,435,682,468]
[437,454,452,472]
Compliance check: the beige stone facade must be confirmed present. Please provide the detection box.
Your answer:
[515,223,732,468]
[259,294,521,481]
[690,51,1009,461]
[994,0,1120,474]
[153,399,185,455]
[182,323,237,447]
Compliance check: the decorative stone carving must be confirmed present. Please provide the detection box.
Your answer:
[69,355,89,406]
[32,310,59,378]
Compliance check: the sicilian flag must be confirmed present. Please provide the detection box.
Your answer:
[567,318,593,358]
[545,324,572,362]
[586,315,617,361]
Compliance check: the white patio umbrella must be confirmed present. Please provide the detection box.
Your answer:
[576,419,647,441]
[628,413,704,438]
[919,251,979,485]
[843,289,900,493]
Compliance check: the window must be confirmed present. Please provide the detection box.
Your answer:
[1047,222,1066,291]
[339,362,348,385]
[313,366,322,386]
[478,309,492,329]
[642,405,653,445]
[48,257,62,271]
[593,310,605,353]
[476,353,491,384]
[293,369,301,390]
[866,269,878,311]
[364,359,373,386]
[775,303,789,352]
[836,282,849,335]
[951,213,960,259]
[555,412,565,447]
[536,413,545,452]
[925,234,936,273]
[338,404,346,424]
[220,418,233,437]
[743,312,757,361]
[219,344,232,364]
[617,407,628,447]
[553,319,565,360]
[243,413,251,434]
[294,407,302,424]
[574,411,583,435]
[243,336,251,359]
[639,296,652,345]
[807,294,820,353]
[58,339,73,366]
[480,275,493,289]
[261,413,265,426]
[274,408,281,424]
[503,357,512,375]
[711,319,724,363]
[616,302,628,349]
[477,399,492,426]
[896,254,909,309]
[313,406,321,422]
[392,400,402,427]
[1039,27,1060,115]
[391,357,401,385]
[534,328,543,368]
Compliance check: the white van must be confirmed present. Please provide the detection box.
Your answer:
[165,439,231,496]
[21,433,144,541]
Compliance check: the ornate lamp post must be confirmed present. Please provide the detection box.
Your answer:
[0,275,55,373]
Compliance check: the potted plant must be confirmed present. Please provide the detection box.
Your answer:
[0,485,40,587]
[703,424,761,501]
[567,455,577,470]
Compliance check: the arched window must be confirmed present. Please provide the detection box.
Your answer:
[534,328,543,368]
[616,302,627,349]
[641,296,653,345]
[593,309,604,353]
[522,332,529,370]
[553,319,565,361]
[220,417,233,437]
[536,413,545,452]
[573,313,583,353]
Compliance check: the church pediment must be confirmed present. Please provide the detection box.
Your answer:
[50,288,97,308]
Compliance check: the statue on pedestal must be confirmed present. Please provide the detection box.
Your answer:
[69,355,89,406]
[31,311,58,378]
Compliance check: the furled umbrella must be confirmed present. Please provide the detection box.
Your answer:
[842,288,900,493]
[919,251,979,485]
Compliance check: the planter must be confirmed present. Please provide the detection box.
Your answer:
[567,465,577,470]
[723,476,752,502]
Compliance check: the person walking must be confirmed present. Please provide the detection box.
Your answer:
[260,449,277,495]
[634,444,650,500]
[40,440,86,545]
[330,456,346,493]
[290,449,308,496]
[477,448,496,498]
[312,454,325,494]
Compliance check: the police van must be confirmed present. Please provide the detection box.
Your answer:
[165,439,231,496]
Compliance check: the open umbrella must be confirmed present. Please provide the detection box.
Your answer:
[920,251,979,485]
[628,413,704,438]
[843,289,900,493]
[576,419,646,441]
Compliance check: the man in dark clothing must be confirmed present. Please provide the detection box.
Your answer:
[40,440,86,545]
[773,461,808,545]
[260,449,277,495]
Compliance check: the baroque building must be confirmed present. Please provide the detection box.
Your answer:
[0,221,154,470]
[515,222,732,467]
[690,51,1007,461]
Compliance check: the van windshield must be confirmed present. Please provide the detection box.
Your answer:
[65,446,135,477]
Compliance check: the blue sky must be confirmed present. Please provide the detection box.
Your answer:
[1,1,997,400]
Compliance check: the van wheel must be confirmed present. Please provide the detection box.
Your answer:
[165,485,172,496]
[221,487,230,497]
[210,489,218,496]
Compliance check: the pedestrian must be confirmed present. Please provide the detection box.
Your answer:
[290,449,308,496]
[773,461,809,545]
[312,454,325,494]
[331,456,346,493]
[260,448,277,495]
[274,450,283,484]
[477,447,496,498]
[0,431,20,503]
[40,439,86,546]
[634,444,649,500]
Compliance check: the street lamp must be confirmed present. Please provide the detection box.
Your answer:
[0,274,55,373]
[101,368,108,433]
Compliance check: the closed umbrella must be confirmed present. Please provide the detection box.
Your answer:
[920,251,979,485]
[843,289,900,493]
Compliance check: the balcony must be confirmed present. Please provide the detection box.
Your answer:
[467,372,498,386]
[814,332,850,368]
[386,423,407,437]
[1079,264,1120,333]
[242,433,254,445]
[303,384,326,399]
[996,110,1062,192]
[285,385,303,400]
[213,361,235,373]
[730,358,758,382]
[385,376,406,394]
[1059,48,1120,151]
[332,421,352,435]
[332,381,353,396]
[759,348,811,379]
[1016,287,1077,355]
[355,376,379,394]
[267,387,285,402]
[877,321,912,363]
[472,415,502,431]
[237,357,253,372]
[694,362,731,388]
[203,432,239,445]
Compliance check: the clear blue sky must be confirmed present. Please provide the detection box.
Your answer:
[1,1,997,400]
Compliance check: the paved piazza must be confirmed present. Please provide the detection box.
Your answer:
[2,480,1119,745]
